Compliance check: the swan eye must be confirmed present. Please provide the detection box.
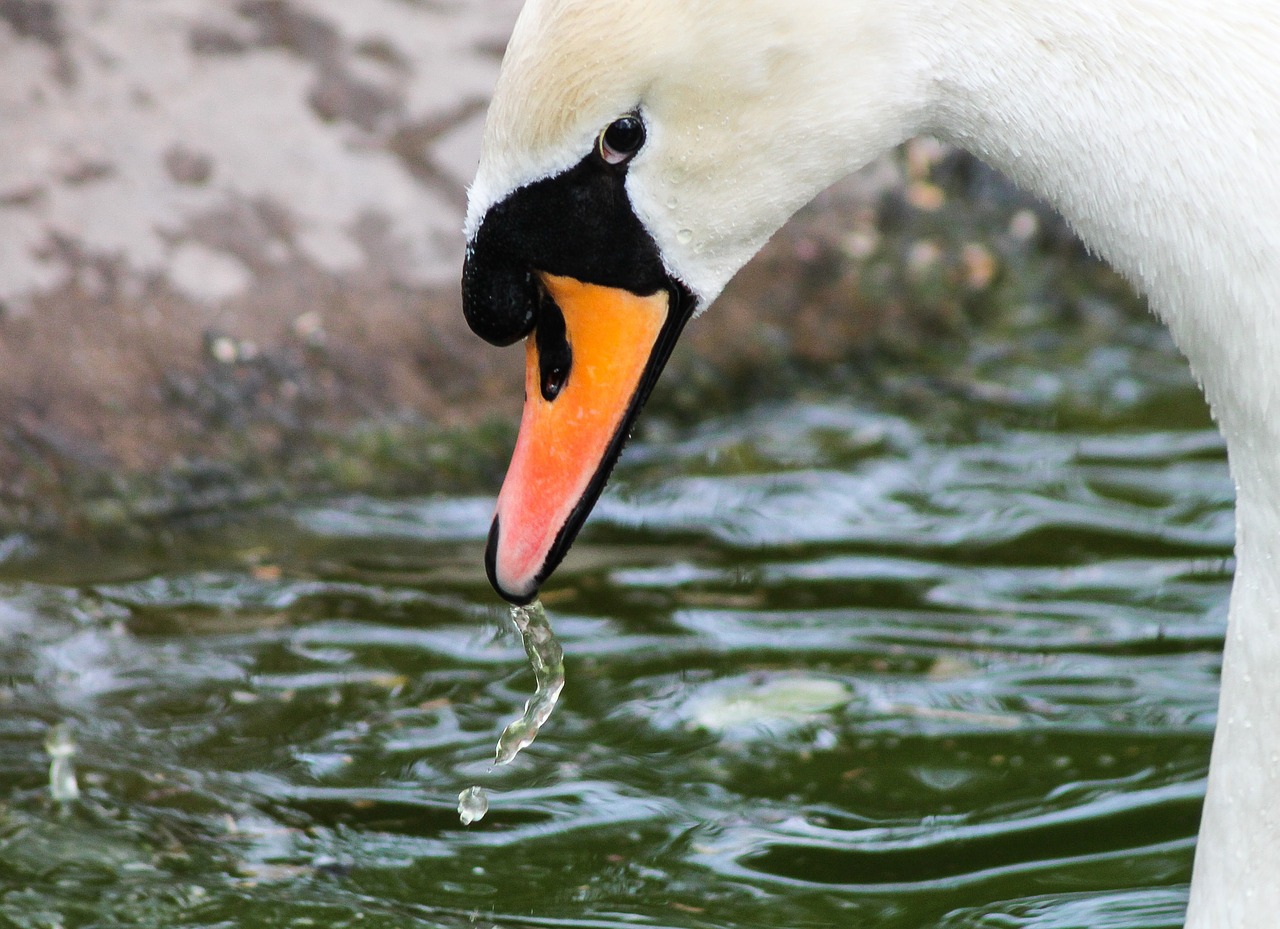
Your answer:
[598,116,645,165]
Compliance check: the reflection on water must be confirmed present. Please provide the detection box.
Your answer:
[0,318,1228,928]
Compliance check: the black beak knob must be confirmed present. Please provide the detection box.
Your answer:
[461,242,539,347]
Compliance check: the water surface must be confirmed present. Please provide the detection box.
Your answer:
[0,311,1228,928]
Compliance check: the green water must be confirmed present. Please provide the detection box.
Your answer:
[0,305,1227,927]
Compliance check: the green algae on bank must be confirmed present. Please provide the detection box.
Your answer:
[0,142,1165,542]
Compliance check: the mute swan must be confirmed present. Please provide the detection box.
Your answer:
[460,1,1280,924]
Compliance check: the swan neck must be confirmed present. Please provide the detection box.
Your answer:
[900,4,1280,925]
[910,0,1280,491]
[906,1,1280,501]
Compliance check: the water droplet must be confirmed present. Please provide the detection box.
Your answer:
[494,600,564,766]
[45,723,80,803]
[676,228,693,245]
[458,785,489,825]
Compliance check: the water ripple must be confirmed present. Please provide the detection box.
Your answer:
[0,388,1227,927]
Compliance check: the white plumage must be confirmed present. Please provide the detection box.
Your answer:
[468,3,1280,923]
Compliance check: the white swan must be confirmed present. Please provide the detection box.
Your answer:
[460,2,1280,924]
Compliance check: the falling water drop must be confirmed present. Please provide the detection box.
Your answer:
[457,785,489,825]
[45,723,80,803]
[458,600,565,824]
[494,599,564,765]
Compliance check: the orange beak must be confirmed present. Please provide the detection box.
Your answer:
[486,273,673,603]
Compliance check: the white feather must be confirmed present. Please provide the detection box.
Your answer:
[469,3,1280,922]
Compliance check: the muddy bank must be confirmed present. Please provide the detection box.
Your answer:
[0,0,519,528]
[0,1,1144,533]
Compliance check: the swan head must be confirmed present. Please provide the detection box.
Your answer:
[463,0,924,602]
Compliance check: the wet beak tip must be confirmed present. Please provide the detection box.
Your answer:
[485,517,540,605]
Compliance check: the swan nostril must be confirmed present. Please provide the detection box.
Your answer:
[541,364,569,400]
[534,286,572,401]
[460,235,572,397]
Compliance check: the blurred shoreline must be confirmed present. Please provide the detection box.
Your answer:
[0,1,1145,535]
